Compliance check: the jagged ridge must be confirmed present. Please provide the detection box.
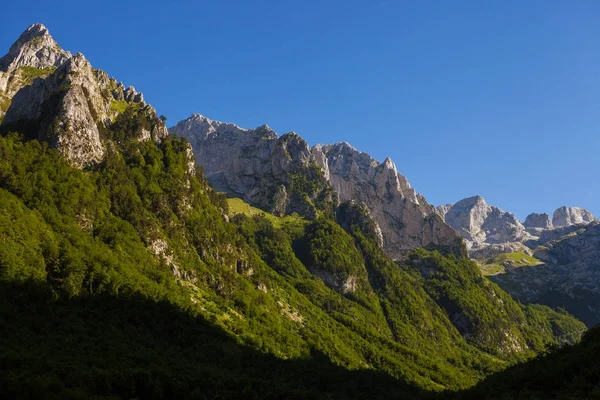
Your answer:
[170,113,462,259]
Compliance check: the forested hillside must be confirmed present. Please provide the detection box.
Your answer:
[0,22,595,400]
[0,127,587,399]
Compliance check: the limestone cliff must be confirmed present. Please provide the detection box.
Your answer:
[0,24,168,166]
[552,206,596,228]
[437,196,532,257]
[438,196,597,259]
[490,222,600,326]
[170,114,462,259]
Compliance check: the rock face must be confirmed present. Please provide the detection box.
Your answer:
[0,24,70,71]
[438,196,599,326]
[438,196,532,256]
[0,23,71,102]
[311,142,461,257]
[524,213,552,230]
[438,196,597,259]
[170,114,463,259]
[553,206,596,228]
[490,222,600,327]
[170,114,335,219]
[0,24,168,166]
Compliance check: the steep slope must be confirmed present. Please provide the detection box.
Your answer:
[490,222,600,326]
[0,23,588,399]
[552,206,596,228]
[455,326,600,400]
[438,197,596,258]
[170,114,462,259]
[0,23,71,119]
[0,23,168,166]
[437,196,533,258]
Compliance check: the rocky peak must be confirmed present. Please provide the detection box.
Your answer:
[0,24,168,167]
[524,213,553,229]
[552,206,596,228]
[0,23,71,73]
[437,204,453,216]
[172,114,462,259]
[442,195,531,255]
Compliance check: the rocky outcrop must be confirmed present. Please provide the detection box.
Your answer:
[524,213,552,229]
[469,242,533,259]
[0,24,168,166]
[170,114,462,259]
[0,24,70,72]
[437,204,453,216]
[439,196,532,256]
[335,200,384,249]
[439,196,597,259]
[0,23,71,106]
[311,142,460,257]
[170,114,335,218]
[490,222,600,327]
[552,206,596,228]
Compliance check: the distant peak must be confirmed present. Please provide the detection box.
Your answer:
[455,195,487,208]
[256,124,273,132]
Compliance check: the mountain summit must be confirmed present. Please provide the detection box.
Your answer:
[170,113,463,259]
[0,23,71,73]
[0,24,168,166]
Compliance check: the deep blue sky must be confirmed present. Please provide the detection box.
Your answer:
[2,1,599,219]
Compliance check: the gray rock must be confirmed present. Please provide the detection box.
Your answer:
[170,114,463,259]
[437,204,453,217]
[441,196,533,257]
[524,213,553,229]
[552,206,596,228]
[0,25,168,166]
[0,23,71,73]
[311,142,460,258]
[469,242,533,259]
[490,222,600,327]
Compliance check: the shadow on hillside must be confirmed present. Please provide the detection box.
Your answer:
[0,280,422,400]
[451,326,600,400]
[488,264,600,327]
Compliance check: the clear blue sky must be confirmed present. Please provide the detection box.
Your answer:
[2,0,599,219]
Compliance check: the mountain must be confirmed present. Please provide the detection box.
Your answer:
[0,23,168,166]
[0,23,70,107]
[552,206,596,228]
[490,221,600,326]
[436,195,533,258]
[457,325,600,400]
[170,114,463,259]
[0,23,592,399]
[437,196,597,259]
[438,195,600,326]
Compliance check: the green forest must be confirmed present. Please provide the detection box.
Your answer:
[0,120,597,399]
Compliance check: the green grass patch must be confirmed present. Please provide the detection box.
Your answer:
[0,93,12,114]
[479,251,542,276]
[110,100,142,117]
[227,197,307,230]
[18,66,56,81]
[110,99,130,114]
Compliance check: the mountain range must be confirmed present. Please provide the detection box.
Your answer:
[170,113,600,326]
[0,23,598,399]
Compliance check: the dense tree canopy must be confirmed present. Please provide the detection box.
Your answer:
[0,129,593,399]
